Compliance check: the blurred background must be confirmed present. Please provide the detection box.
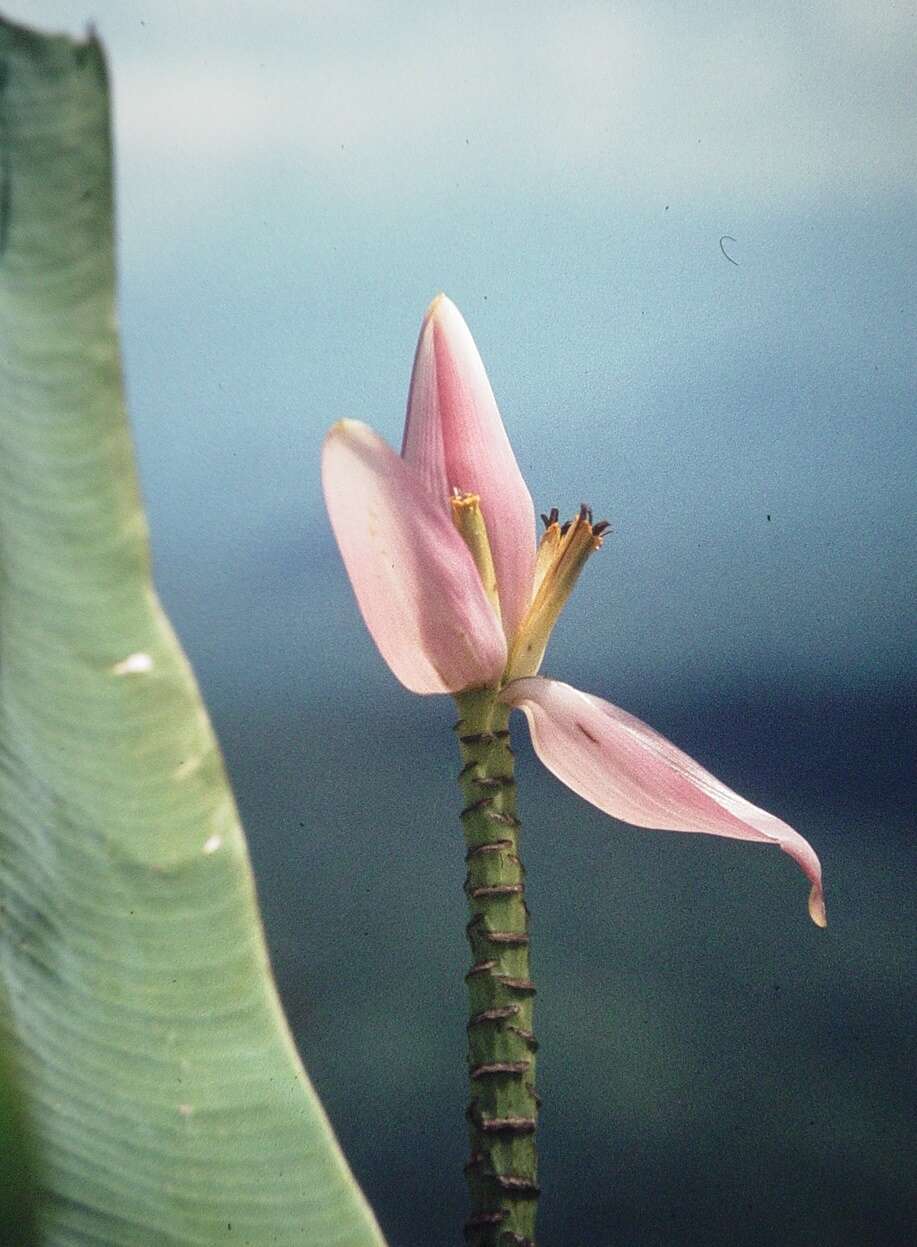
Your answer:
[23,2,917,1243]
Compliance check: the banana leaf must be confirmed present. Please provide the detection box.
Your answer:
[0,16,385,1246]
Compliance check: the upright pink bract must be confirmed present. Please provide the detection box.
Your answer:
[403,295,536,640]
[322,421,507,694]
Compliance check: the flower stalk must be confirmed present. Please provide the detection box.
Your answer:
[456,686,538,1247]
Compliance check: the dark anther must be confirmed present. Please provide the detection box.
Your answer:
[540,507,560,529]
[578,502,593,523]
[592,519,612,537]
[559,520,571,536]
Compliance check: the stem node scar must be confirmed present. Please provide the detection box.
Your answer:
[456,687,538,1243]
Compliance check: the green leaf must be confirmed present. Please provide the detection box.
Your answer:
[0,17,385,1246]
[0,1033,41,1247]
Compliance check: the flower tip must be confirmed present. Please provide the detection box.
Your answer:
[323,419,374,461]
[808,884,827,928]
[325,417,362,441]
[423,291,451,324]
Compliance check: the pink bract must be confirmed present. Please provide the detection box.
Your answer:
[322,420,506,694]
[501,676,826,926]
[402,295,536,640]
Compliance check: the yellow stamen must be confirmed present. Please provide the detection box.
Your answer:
[450,491,502,624]
[532,521,562,596]
[506,508,605,679]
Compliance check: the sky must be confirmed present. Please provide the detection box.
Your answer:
[12,4,917,1245]
[21,2,916,702]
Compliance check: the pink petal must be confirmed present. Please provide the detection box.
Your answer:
[402,295,536,639]
[322,421,507,694]
[501,676,826,926]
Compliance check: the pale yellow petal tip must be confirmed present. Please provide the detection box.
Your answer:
[422,291,454,326]
[325,418,366,444]
[808,885,827,928]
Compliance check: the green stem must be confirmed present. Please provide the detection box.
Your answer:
[454,687,538,1247]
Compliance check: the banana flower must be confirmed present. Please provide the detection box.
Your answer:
[322,294,825,927]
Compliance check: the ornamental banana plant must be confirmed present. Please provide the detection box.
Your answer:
[322,294,825,1246]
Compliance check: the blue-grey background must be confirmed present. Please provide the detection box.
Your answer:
[28,2,917,1243]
